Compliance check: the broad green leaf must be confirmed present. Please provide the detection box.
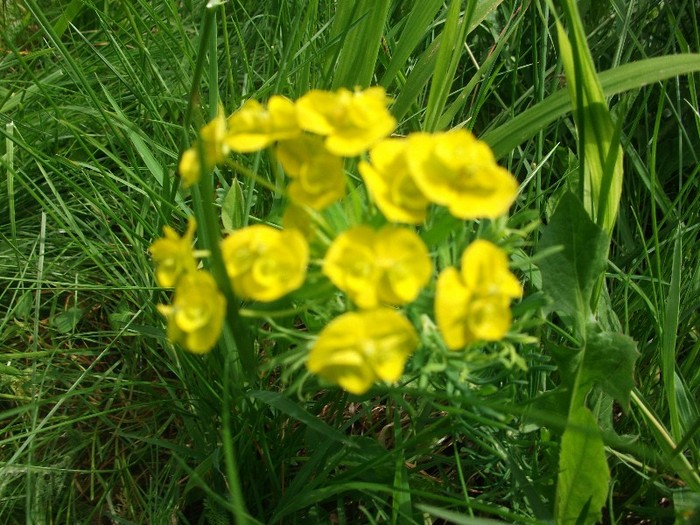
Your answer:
[52,0,84,38]
[556,406,610,525]
[391,410,413,523]
[550,329,637,411]
[0,363,23,377]
[537,192,609,333]
[437,2,522,130]
[391,37,440,121]
[673,489,700,524]
[51,307,84,334]
[0,69,65,114]
[483,54,700,159]
[128,129,165,188]
[581,330,638,410]
[556,2,623,235]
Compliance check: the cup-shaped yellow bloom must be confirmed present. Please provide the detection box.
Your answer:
[157,270,226,354]
[221,225,309,302]
[435,240,522,350]
[295,87,396,157]
[277,135,346,210]
[179,108,229,187]
[225,96,300,152]
[323,225,431,309]
[307,309,419,394]
[359,138,430,224]
[407,130,518,219]
[324,226,380,308]
[282,203,324,242]
[149,217,198,288]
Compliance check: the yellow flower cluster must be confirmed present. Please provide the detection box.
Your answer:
[311,224,430,393]
[157,271,226,354]
[154,85,524,394]
[179,108,229,187]
[148,217,198,288]
[179,87,396,212]
[323,225,431,309]
[158,87,397,355]
[307,309,418,395]
[436,240,522,350]
[149,218,226,355]
[150,220,309,354]
[359,130,519,223]
[221,225,308,302]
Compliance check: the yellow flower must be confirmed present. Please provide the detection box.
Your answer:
[406,130,518,219]
[157,270,226,354]
[276,135,346,209]
[220,225,309,301]
[295,87,396,156]
[307,309,419,394]
[282,204,318,241]
[435,240,521,350]
[179,108,229,187]
[323,226,378,308]
[323,225,431,309]
[225,96,300,152]
[149,217,198,287]
[359,138,430,224]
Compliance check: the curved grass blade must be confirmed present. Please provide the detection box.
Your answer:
[483,54,700,159]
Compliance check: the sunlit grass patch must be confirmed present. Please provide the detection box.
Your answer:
[1,0,699,523]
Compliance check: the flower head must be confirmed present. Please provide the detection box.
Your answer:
[295,87,396,156]
[221,225,309,302]
[225,96,300,152]
[157,270,226,354]
[407,130,518,219]
[323,225,431,309]
[281,204,318,241]
[359,138,430,223]
[435,240,521,350]
[179,108,229,187]
[149,217,198,287]
[276,135,346,210]
[307,309,419,394]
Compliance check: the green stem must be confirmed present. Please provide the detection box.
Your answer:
[165,7,218,214]
[189,6,257,383]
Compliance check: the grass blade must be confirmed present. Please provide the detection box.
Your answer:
[483,54,700,159]
[329,0,392,89]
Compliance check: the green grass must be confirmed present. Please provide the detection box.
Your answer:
[1,0,699,523]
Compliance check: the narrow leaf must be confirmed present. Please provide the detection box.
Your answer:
[662,231,683,441]
[556,7,623,234]
[249,390,355,447]
[221,179,245,231]
[424,0,471,131]
[390,0,506,123]
[330,0,392,89]
[483,54,700,159]
[380,0,444,88]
